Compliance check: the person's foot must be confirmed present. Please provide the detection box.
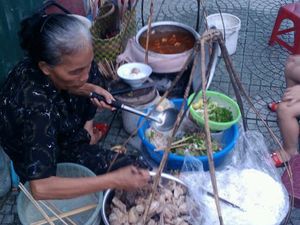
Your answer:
[267,101,281,112]
[271,150,297,167]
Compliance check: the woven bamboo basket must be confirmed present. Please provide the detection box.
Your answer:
[91,3,136,62]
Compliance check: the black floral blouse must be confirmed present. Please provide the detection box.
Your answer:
[0,58,107,182]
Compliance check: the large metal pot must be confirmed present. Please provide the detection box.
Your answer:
[134,21,200,73]
[136,21,200,56]
[101,171,186,225]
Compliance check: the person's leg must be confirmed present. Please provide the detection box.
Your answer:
[269,55,300,113]
[284,55,300,88]
[276,101,300,160]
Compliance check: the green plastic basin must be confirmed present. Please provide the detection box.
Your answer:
[188,91,241,131]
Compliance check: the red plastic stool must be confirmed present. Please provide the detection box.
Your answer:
[269,3,300,54]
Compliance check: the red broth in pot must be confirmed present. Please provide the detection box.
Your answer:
[138,26,196,54]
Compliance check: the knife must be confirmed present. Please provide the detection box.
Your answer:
[203,188,245,211]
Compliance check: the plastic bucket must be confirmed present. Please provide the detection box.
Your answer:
[17,163,103,225]
[121,91,160,134]
[206,13,241,56]
[137,99,239,170]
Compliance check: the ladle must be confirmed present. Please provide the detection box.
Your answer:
[89,92,178,131]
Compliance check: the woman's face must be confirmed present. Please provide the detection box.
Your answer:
[43,45,94,92]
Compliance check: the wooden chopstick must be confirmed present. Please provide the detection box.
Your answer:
[39,201,69,225]
[31,204,97,225]
[18,183,55,225]
[45,201,77,225]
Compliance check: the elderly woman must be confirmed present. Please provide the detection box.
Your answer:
[0,13,149,199]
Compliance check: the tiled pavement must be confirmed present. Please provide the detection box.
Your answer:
[1,0,300,224]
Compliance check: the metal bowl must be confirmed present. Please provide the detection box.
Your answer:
[101,171,186,225]
[135,21,200,58]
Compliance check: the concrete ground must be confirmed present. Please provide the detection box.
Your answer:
[1,0,300,224]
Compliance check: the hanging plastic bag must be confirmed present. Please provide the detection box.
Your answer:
[180,131,289,225]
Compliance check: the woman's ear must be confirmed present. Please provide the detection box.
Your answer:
[38,61,51,76]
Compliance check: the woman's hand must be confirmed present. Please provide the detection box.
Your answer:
[111,165,150,191]
[90,86,115,111]
[84,120,102,144]
[282,85,300,106]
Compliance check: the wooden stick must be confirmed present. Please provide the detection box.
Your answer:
[144,0,154,64]
[142,42,200,225]
[31,204,97,225]
[154,143,189,151]
[200,37,224,225]
[39,201,69,225]
[213,30,294,225]
[18,184,55,225]
[171,136,193,146]
[45,200,77,225]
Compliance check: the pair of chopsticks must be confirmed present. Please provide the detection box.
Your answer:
[31,204,97,225]
[19,183,67,225]
[118,0,133,22]
[97,59,118,80]
[19,183,97,225]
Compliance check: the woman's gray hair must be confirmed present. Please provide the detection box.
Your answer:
[19,13,92,66]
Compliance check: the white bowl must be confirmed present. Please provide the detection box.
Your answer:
[117,62,152,88]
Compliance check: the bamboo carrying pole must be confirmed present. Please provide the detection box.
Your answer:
[142,43,201,224]
[212,29,294,225]
[200,35,223,225]
[31,204,97,225]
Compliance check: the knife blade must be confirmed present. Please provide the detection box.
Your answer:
[202,188,245,211]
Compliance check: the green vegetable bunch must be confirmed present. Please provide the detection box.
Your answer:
[171,133,221,156]
[193,98,233,123]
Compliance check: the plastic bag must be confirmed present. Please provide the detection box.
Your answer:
[180,131,289,225]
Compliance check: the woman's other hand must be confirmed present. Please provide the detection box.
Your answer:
[84,120,102,144]
[111,165,150,191]
[90,87,115,111]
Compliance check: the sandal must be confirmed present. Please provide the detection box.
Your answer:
[267,101,281,112]
[93,123,109,137]
[271,152,289,168]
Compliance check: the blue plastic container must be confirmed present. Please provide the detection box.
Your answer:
[137,98,239,170]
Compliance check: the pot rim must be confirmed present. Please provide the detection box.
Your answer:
[101,171,186,225]
[135,21,200,58]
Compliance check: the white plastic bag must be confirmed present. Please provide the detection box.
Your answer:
[180,131,289,225]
